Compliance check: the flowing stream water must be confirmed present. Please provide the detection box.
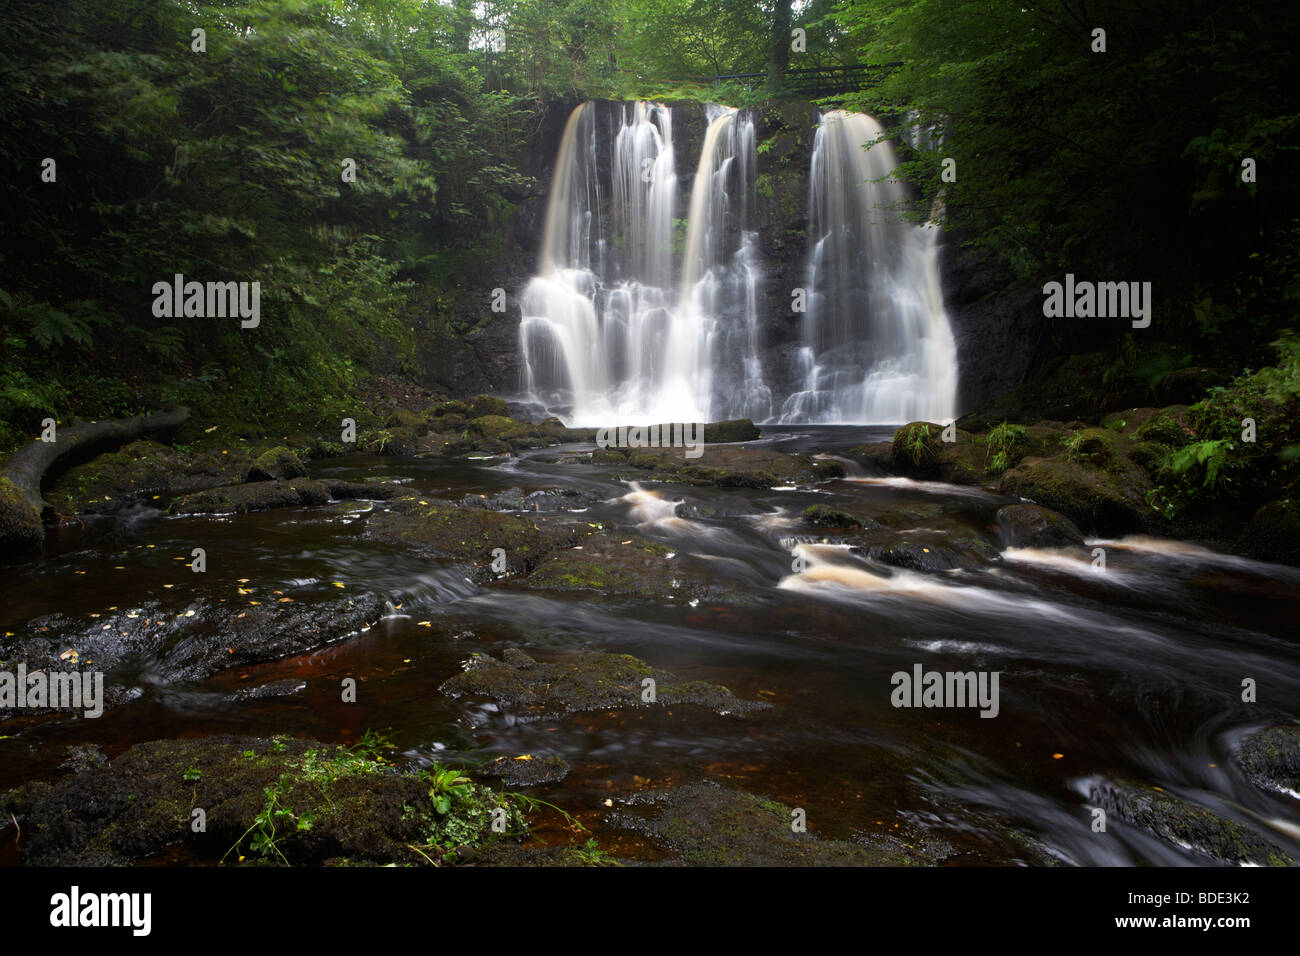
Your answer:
[3,430,1298,865]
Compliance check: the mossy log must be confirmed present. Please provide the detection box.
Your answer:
[0,408,189,557]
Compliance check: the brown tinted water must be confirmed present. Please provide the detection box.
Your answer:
[2,426,1298,865]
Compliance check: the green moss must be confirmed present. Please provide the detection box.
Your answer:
[246,445,307,482]
[612,782,937,867]
[465,395,510,418]
[2,734,538,866]
[802,504,862,528]
[440,648,767,718]
[0,475,43,556]
[433,400,470,417]
[364,496,575,576]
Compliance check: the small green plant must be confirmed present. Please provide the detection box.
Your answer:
[904,424,932,465]
[574,837,617,867]
[507,792,588,833]
[427,766,474,815]
[984,421,1027,475]
[1061,430,1085,461]
[182,767,202,782]
[223,775,313,866]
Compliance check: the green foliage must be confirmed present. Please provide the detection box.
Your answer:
[1167,439,1233,489]
[1251,331,1300,404]
[574,837,618,866]
[0,0,545,441]
[904,423,931,465]
[834,0,1299,341]
[425,765,475,816]
[1147,334,1300,518]
[984,421,1026,475]
[223,775,304,866]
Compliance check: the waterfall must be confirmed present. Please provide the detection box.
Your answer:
[778,110,957,424]
[519,102,956,426]
[675,104,772,423]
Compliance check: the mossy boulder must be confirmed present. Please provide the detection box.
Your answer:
[1101,407,1160,436]
[0,475,43,557]
[170,479,331,515]
[385,408,427,429]
[1133,406,1193,445]
[480,754,571,787]
[608,781,939,866]
[324,480,402,501]
[467,415,519,439]
[845,441,894,473]
[612,444,826,488]
[859,530,999,572]
[1,735,523,866]
[1073,427,1124,465]
[466,394,511,418]
[997,457,1150,536]
[440,648,768,719]
[1088,778,1292,866]
[1236,498,1300,565]
[433,399,470,418]
[802,504,864,529]
[704,419,761,443]
[42,439,254,513]
[515,532,745,603]
[245,445,307,482]
[891,422,981,482]
[1237,726,1300,796]
[364,496,575,576]
[995,503,1085,549]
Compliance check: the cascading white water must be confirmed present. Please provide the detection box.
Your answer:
[520,103,956,426]
[675,104,772,423]
[778,110,958,424]
[520,101,769,425]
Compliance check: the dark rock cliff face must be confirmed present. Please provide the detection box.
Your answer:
[751,100,820,406]
[939,232,1047,416]
[430,97,1038,419]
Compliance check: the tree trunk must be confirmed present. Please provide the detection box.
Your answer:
[0,408,189,558]
[766,0,794,91]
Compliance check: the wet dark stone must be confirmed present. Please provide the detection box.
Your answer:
[59,743,108,774]
[480,753,571,786]
[1237,726,1300,797]
[607,781,938,867]
[1088,778,1292,866]
[170,479,332,515]
[995,503,1085,549]
[223,678,307,703]
[440,648,768,720]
